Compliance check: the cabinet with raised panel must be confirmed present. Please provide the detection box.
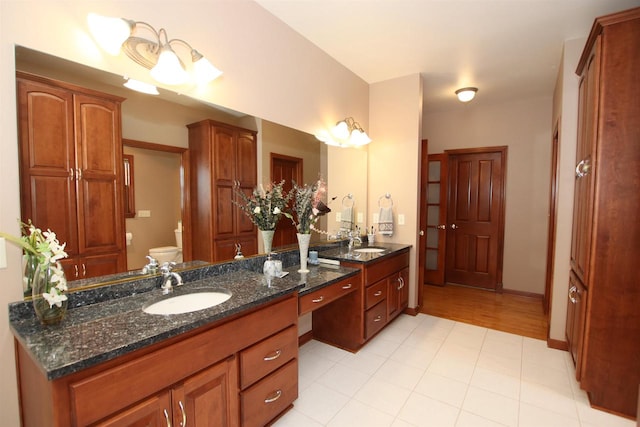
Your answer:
[188,119,258,262]
[17,72,126,280]
[567,7,640,418]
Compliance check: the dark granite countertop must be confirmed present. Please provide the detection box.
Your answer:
[9,261,359,380]
[318,242,412,264]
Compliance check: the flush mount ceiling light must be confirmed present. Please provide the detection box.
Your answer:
[315,117,372,148]
[455,87,478,103]
[87,13,222,86]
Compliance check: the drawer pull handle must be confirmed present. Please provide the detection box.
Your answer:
[374,290,382,297]
[342,283,352,290]
[374,315,383,322]
[178,400,186,427]
[264,389,282,403]
[263,349,282,361]
[312,296,324,303]
[163,409,172,427]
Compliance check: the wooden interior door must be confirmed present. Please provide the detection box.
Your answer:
[445,147,506,290]
[424,153,448,286]
[544,126,560,315]
[271,154,302,248]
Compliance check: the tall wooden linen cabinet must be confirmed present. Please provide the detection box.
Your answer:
[17,72,126,280]
[187,119,258,262]
[565,7,640,419]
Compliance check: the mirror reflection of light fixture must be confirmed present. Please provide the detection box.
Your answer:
[123,77,159,95]
[315,117,372,148]
[87,13,222,86]
[455,87,478,103]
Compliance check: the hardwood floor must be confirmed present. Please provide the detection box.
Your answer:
[421,284,548,340]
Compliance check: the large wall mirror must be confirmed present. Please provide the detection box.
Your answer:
[14,45,366,293]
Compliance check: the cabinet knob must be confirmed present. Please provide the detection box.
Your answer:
[575,159,591,178]
[450,224,459,230]
[437,224,446,230]
[569,285,577,304]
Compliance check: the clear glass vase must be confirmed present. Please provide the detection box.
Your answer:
[32,262,68,326]
[22,253,39,298]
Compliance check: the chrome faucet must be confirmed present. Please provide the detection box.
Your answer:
[160,262,183,294]
[347,230,362,250]
[142,256,159,275]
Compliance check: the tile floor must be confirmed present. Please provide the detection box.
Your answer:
[273,313,635,427]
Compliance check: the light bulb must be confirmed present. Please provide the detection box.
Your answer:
[151,45,189,85]
[87,13,133,55]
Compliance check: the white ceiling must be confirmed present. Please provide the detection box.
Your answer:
[255,0,640,112]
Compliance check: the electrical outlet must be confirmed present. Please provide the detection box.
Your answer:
[0,237,6,269]
[357,212,364,223]
[398,214,405,225]
[335,212,342,222]
[138,210,151,218]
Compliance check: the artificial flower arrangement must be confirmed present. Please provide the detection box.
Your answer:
[284,178,334,234]
[233,180,293,231]
[0,220,68,307]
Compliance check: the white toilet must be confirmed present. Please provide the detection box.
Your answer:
[149,229,183,264]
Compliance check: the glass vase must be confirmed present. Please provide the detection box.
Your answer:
[22,253,39,298]
[297,233,311,273]
[32,262,68,326]
[261,229,275,255]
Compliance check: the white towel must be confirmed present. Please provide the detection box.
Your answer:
[340,207,353,231]
[378,207,394,236]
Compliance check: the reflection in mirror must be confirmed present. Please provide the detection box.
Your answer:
[122,155,135,218]
[13,45,339,296]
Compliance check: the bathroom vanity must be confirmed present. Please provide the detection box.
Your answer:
[9,242,410,426]
[312,243,411,351]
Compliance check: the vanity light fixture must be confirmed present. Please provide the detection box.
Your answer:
[315,117,372,148]
[123,77,159,95]
[455,87,478,103]
[87,13,222,86]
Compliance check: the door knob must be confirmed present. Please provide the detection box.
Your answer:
[419,230,424,236]
[450,224,459,230]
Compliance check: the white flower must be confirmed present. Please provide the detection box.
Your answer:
[42,287,68,308]
[254,206,261,214]
[273,207,281,215]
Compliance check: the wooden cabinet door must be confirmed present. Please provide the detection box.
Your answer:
[74,93,124,257]
[95,391,172,427]
[174,357,239,427]
[387,276,399,319]
[17,78,79,256]
[236,131,257,186]
[570,41,599,285]
[399,267,409,312]
[567,272,587,381]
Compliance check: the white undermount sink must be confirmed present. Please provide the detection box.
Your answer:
[353,248,386,253]
[143,291,232,315]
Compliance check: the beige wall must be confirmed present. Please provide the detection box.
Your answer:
[548,38,585,341]
[424,95,552,295]
[368,74,423,307]
[123,147,182,270]
[0,1,368,423]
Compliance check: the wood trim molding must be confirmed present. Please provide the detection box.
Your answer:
[547,338,568,351]
[403,306,420,316]
[298,330,313,347]
[501,288,543,299]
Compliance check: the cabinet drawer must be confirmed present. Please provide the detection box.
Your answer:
[240,326,297,389]
[299,276,359,315]
[365,301,387,339]
[364,249,410,285]
[241,359,298,427]
[365,279,387,310]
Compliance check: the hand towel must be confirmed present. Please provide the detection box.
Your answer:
[340,207,353,232]
[378,206,394,236]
